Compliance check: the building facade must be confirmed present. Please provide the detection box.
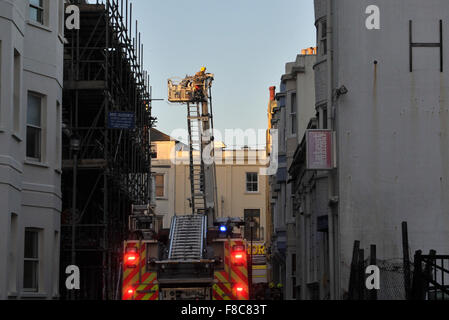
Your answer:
[269,50,317,300]
[288,0,449,300]
[0,0,64,299]
[151,128,183,229]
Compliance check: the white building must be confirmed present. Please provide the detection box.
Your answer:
[0,0,64,299]
[269,51,316,299]
[288,0,449,300]
[151,128,269,237]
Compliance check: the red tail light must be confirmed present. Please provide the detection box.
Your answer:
[234,284,246,297]
[124,247,139,267]
[124,287,135,300]
[231,245,246,266]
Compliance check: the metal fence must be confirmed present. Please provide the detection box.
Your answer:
[411,251,449,300]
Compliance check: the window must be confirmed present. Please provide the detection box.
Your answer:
[292,277,297,299]
[56,102,61,169]
[244,209,261,241]
[23,229,39,292]
[9,213,18,293]
[155,174,165,198]
[53,231,59,296]
[323,108,328,129]
[58,0,64,35]
[321,21,327,39]
[320,21,327,56]
[292,254,296,276]
[13,50,21,133]
[291,93,297,135]
[0,41,2,124]
[150,143,157,158]
[26,93,42,160]
[246,172,258,193]
[29,0,44,24]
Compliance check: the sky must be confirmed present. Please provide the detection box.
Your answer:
[92,0,316,147]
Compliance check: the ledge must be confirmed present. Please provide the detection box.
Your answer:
[24,160,50,168]
[27,20,52,33]
[58,34,68,45]
[20,292,49,299]
[12,132,23,142]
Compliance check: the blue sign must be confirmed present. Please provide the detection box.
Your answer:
[108,112,135,129]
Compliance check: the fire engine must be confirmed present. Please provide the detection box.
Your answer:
[122,68,250,300]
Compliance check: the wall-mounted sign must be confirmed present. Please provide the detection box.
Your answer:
[247,242,267,284]
[306,130,333,170]
[108,111,135,129]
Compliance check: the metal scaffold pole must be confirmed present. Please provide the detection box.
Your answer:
[62,0,154,300]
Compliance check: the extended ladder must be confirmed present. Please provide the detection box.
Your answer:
[187,103,206,215]
[168,215,207,260]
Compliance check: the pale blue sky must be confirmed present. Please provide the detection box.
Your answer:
[94,0,316,147]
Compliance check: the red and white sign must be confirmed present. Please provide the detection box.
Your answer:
[306,130,333,170]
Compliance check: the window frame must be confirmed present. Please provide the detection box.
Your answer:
[13,49,21,135]
[29,0,44,25]
[26,92,43,161]
[245,172,259,193]
[56,101,61,170]
[150,143,158,158]
[290,92,297,135]
[154,173,166,199]
[23,228,40,293]
[58,0,64,35]
[9,213,19,294]
[320,20,327,56]
[244,209,261,241]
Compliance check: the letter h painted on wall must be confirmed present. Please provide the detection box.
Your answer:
[409,20,443,72]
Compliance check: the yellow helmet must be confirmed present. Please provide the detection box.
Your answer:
[269,282,275,289]
[277,283,283,289]
[200,67,206,72]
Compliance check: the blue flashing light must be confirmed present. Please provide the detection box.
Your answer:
[220,225,227,233]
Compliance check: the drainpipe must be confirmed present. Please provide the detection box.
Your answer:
[326,0,337,300]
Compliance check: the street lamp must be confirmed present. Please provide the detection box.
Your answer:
[70,134,80,300]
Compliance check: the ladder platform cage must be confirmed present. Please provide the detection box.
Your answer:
[167,74,214,103]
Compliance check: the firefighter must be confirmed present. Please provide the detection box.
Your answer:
[195,66,207,78]
[193,67,207,101]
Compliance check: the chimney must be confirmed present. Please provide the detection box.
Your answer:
[269,86,276,101]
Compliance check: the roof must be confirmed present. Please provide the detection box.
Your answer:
[151,128,173,142]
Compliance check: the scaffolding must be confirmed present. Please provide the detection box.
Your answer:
[61,0,155,300]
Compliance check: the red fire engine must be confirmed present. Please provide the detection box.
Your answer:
[121,69,249,300]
